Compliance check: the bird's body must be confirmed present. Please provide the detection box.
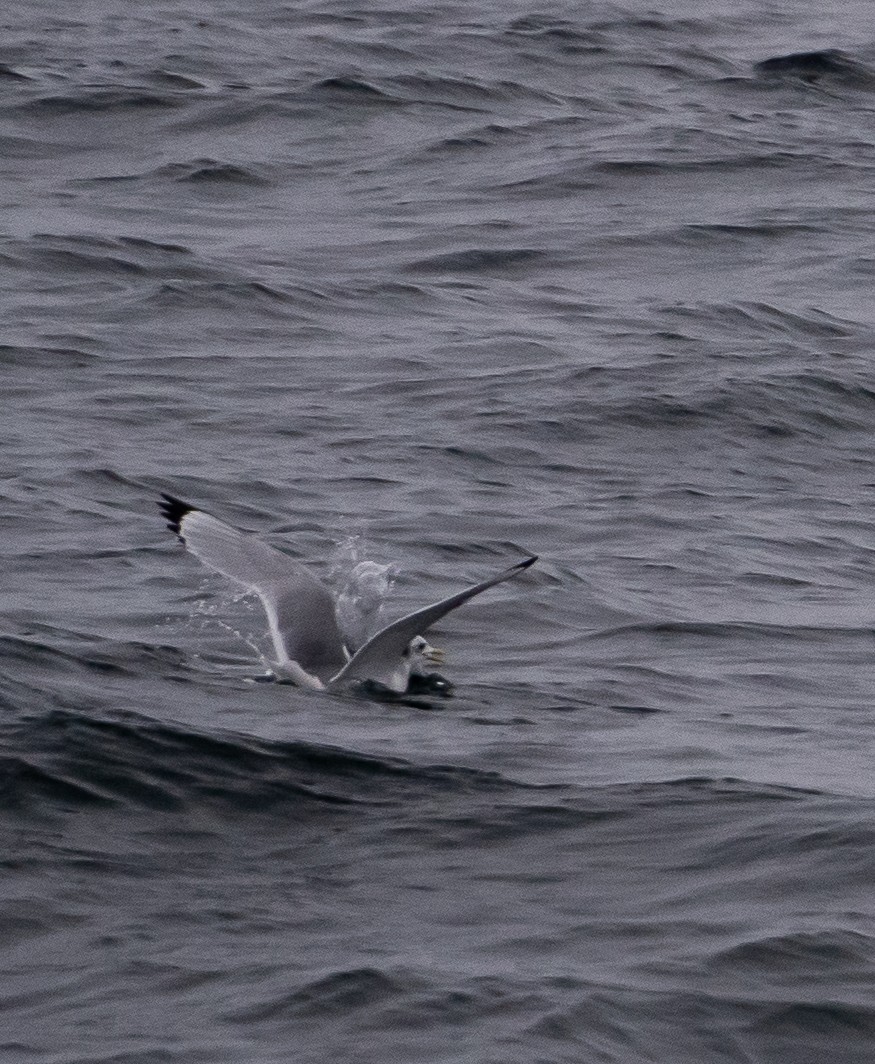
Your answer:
[158,494,536,693]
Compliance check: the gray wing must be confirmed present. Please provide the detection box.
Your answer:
[159,494,347,680]
[329,555,537,689]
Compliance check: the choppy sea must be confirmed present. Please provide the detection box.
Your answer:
[2,2,875,1061]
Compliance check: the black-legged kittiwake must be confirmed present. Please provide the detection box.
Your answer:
[158,494,536,693]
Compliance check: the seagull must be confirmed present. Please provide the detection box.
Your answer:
[158,494,536,693]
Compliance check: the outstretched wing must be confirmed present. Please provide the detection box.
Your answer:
[329,555,537,689]
[158,494,347,681]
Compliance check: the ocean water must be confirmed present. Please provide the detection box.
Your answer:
[2,1,875,1061]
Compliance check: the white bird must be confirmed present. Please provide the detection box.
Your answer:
[158,494,536,693]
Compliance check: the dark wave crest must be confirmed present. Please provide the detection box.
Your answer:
[15,87,184,116]
[407,247,550,274]
[755,49,875,89]
[155,158,270,185]
[0,709,516,816]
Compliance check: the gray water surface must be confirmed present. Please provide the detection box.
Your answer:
[2,2,875,1061]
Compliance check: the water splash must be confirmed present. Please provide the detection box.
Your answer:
[336,560,397,652]
[185,579,272,673]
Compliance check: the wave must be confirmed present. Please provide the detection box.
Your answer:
[590,618,875,643]
[225,967,413,1023]
[0,343,96,369]
[293,70,559,113]
[592,151,822,176]
[0,63,29,81]
[603,220,827,254]
[628,375,873,435]
[218,959,875,1056]
[307,75,395,102]
[0,708,517,816]
[14,87,184,116]
[150,158,270,186]
[549,353,875,438]
[144,279,305,316]
[415,121,523,157]
[523,985,875,1061]
[711,929,875,974]
[0,701,837,823]
[504,14,609,55]
[406,247,550,274]
[74,158,271,188]
[755,49,875,90]
[388,71,557,107]
[493,149,844,199]
[654,301,854,339]
[1,232,194,282]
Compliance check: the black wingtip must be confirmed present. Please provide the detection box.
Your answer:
[157,493,194,538]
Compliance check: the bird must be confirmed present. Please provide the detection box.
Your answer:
[158,493,536,693]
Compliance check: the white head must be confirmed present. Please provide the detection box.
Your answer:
[405,635,445,677]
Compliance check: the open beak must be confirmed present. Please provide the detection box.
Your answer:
[423,642,445,665]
